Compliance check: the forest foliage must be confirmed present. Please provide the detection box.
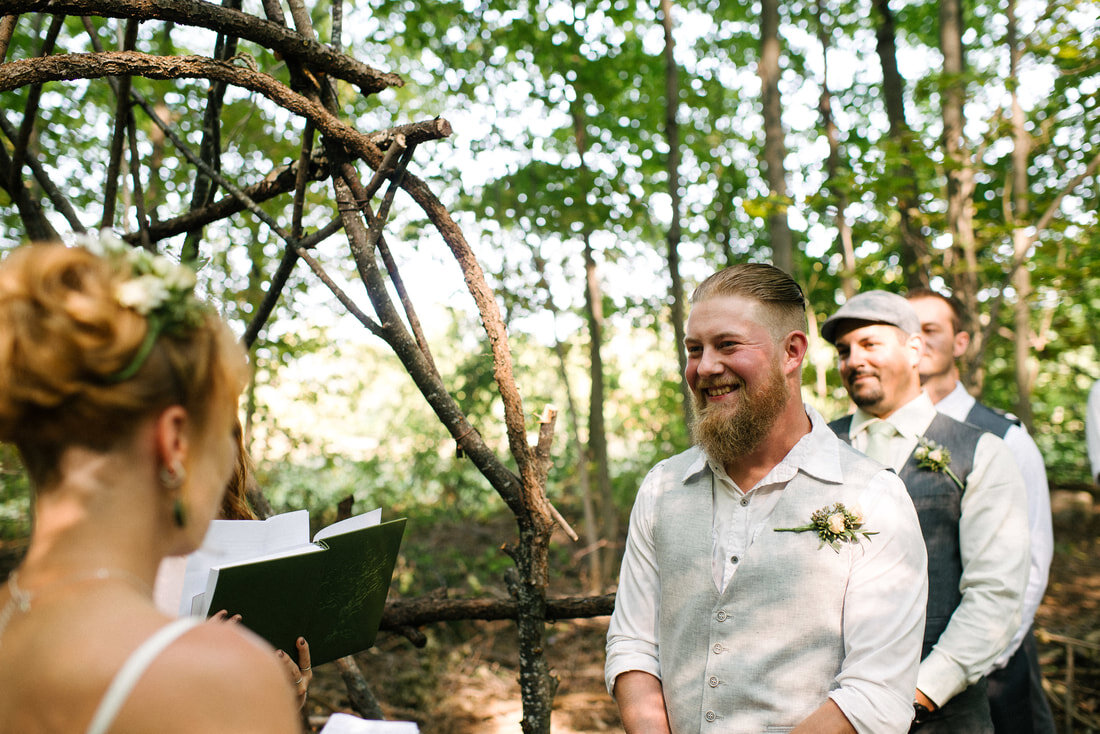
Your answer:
[0,0,1097,538]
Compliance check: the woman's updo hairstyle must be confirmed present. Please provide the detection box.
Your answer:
[0,238,248,485]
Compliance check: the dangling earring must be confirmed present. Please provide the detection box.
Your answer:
[160,461,188,528]
[172,497,189,528]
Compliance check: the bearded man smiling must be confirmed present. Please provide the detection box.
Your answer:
[606,263,928,734]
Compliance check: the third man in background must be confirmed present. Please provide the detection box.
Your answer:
[906,289,1055,734]
[822,291,1030,734]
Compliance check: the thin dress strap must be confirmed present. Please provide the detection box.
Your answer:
[84,617,201,734]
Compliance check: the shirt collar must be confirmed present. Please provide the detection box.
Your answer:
[851,390,937,441]
[681,403,845,489]
[936,380,975,417]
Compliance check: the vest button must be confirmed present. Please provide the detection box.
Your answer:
[705,710,717,722]
[708,676,719,687]
[715,610,727,621]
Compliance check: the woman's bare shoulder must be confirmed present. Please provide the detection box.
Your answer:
[120,621,300,734]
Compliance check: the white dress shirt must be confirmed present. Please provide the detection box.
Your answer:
[606,405,928,732]
[935,381,1052,668]
[848,392,1030,706]
[1087,381,1100,483]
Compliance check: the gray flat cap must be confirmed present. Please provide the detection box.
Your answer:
[821,290,921,344]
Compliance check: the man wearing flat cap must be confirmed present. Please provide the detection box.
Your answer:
[822,291,1030,733]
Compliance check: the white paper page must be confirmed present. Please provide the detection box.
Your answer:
[312,508,382,544]
[319,713,418,733]
[176,510,311,616]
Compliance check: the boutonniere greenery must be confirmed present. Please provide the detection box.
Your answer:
[914,437,964,490]
[775,502,877,553]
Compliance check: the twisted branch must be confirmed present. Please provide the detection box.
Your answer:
[4,0,402,94]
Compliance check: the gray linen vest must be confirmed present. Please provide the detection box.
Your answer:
[652,444,880,734]
[831,413,980,658]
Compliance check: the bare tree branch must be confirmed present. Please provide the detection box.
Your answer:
[379,593,616,632]
[5,0,402,94]
[182,0,240,262]
[121,155,329,244]
[0,52,449,168]
[125,89,152,247]
[0,15,17,62]
[102,19,140,232]
[7,13,61,194]
[0,139,59,241]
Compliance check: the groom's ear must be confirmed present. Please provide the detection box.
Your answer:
[781,331,809,374]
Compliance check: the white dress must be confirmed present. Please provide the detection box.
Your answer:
[84,617,200,734]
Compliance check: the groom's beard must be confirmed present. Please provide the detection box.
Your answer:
[691,364,790,468]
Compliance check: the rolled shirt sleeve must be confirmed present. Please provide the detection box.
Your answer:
[605,461,665,694]
[916,433,1030,705]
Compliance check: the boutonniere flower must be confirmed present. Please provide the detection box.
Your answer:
[775,502,877,553]
[914,438,964,490]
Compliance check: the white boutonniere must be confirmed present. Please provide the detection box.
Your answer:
[775,502,877,553]
[914,438,964,490]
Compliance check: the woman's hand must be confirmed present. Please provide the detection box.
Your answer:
[276,637,312,710]
[209,609,242,625]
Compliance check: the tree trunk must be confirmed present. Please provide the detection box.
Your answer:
[758,0,794,274]
[814,0,856,300]
[531,249,602,594]
[1007,0,1035,431]
[872,0,930,289]
[938,0,981,385]
[572,104,617,585]
[660,0,691,430]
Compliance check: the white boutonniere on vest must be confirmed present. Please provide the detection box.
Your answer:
[774,503,877,553]
[913,438,964,490]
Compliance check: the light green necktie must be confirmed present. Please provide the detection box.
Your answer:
[863,419,896,464]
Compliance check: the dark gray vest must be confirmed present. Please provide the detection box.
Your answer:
[965,401,1018,439]
[830,413,983,658]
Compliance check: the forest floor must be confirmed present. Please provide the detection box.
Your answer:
[1,494,1097,733]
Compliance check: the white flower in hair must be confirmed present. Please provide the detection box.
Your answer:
[155,257,198,292]
[74,229,129,257]
[115,274,170,315]
[70,229,208,382]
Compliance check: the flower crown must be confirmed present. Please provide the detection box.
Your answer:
[73,230,208,383]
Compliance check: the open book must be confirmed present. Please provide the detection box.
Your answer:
[182,509,405,666]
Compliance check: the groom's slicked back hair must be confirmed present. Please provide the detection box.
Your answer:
[691,263,808,338]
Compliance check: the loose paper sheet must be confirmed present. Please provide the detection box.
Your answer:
[319,713,419,733]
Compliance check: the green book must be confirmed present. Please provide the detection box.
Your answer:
[190,510,406,666]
